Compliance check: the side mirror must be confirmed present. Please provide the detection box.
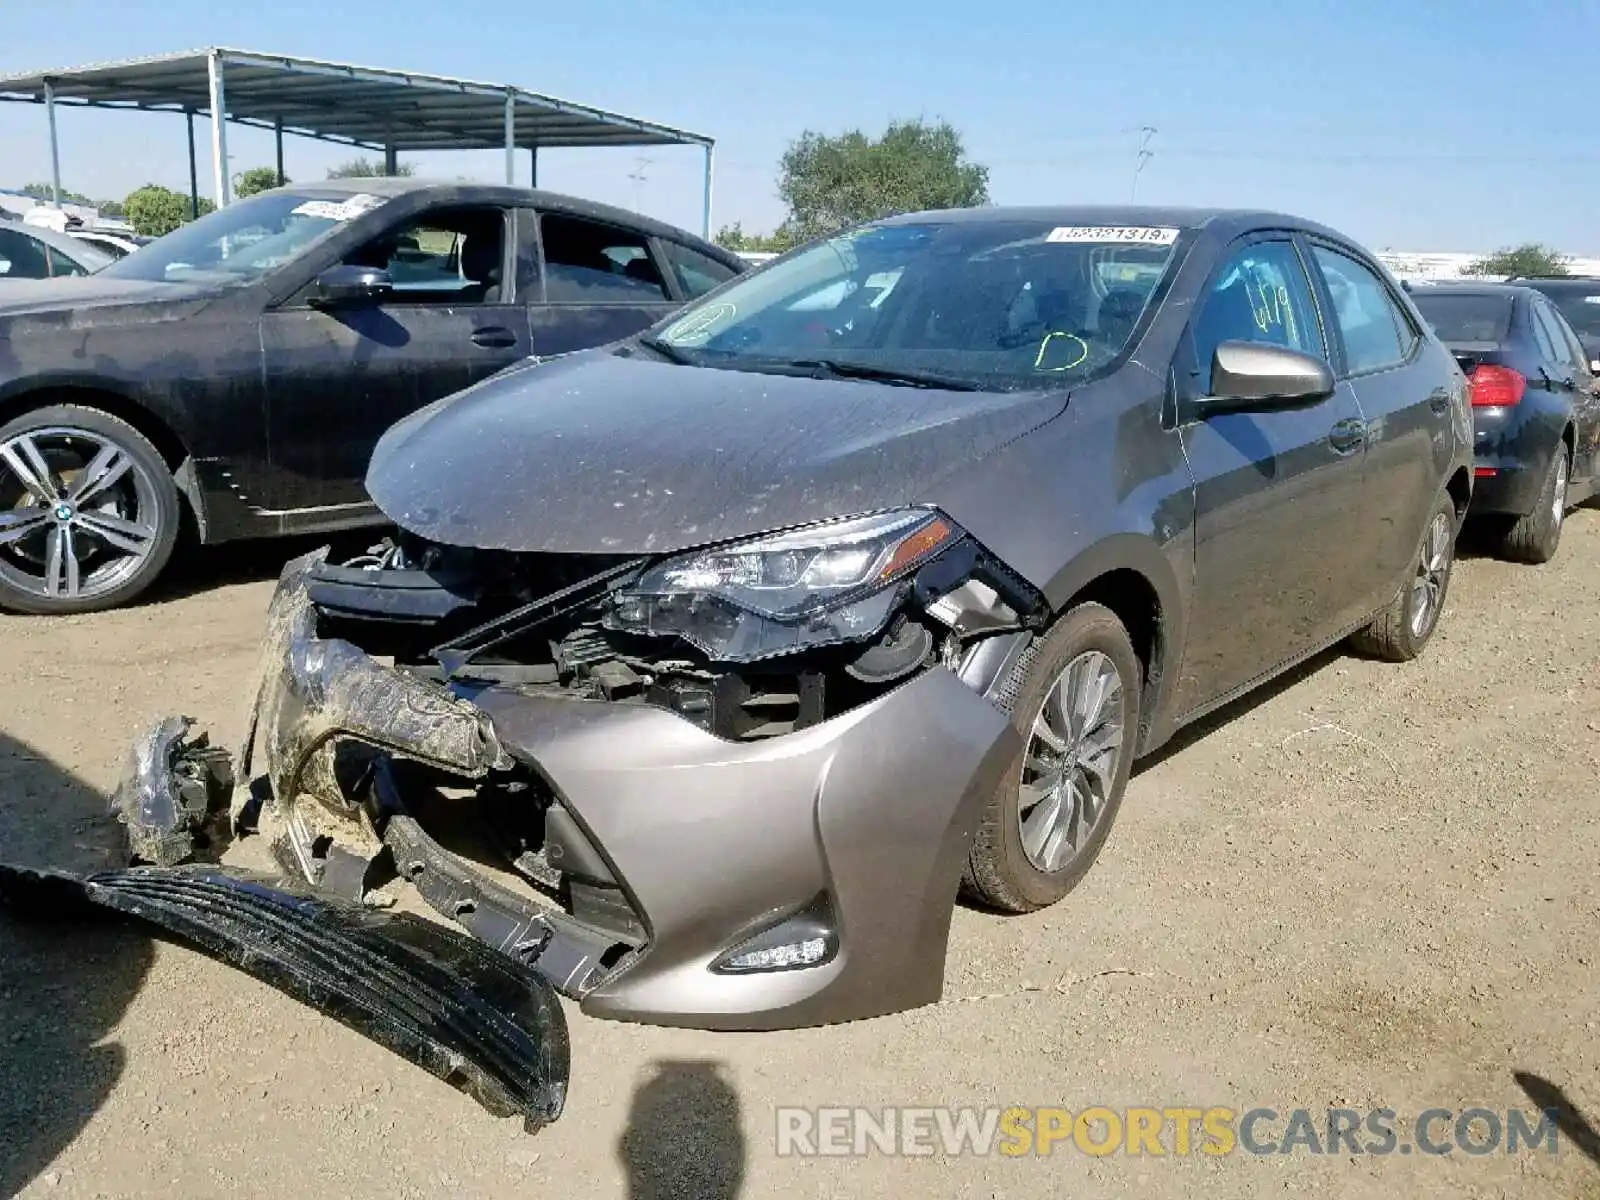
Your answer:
[311,264,393,307]
[1198,340,1335,413]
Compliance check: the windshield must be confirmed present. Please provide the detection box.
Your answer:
[1410,292,1514,344]
[652,220,1185,390]
[100,190,389,285]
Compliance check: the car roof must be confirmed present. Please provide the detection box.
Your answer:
[1407,282,1535,301]
[1510,275,1600,288]
[268,177,742,265]
[871,204,1353,243]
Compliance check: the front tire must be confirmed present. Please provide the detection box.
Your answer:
[0,405,180,615]
[963,602,1142,914]
[1347,493,1457,662]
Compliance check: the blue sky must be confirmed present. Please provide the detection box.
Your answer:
[1,0,1597,252]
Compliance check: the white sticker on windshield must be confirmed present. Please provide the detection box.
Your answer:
[291,193,388,222]
[1584,295,1600,305]
[1046,225,1179,245]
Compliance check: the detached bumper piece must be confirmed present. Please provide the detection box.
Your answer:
[111,715,235,867]
[0,861,570,1130]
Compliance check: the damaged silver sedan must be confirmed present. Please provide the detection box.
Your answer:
[116,205,1472,1035]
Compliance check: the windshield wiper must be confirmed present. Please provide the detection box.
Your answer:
[637,335,694,365]
[782,359,983,391]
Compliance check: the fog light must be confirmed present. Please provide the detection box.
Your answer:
[710,893,838,975]
[723,937,829,972]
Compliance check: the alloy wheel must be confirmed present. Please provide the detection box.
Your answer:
[1409,510,1453,639]
[1552,452,1570,530]
[1015,650,1126,873]
[0,426,163,603]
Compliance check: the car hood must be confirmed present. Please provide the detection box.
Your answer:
[0,275,210,318]
[366,349,1067,555]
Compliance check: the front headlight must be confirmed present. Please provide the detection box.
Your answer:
[606,509,963,663]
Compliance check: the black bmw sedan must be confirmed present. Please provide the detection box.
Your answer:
[1409,282,1600,562]
[0,179,743,614]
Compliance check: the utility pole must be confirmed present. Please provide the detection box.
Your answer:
[627,156,652,212]
[1130,126,1156,203]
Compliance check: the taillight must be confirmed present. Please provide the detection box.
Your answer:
[1468,365,1525,407]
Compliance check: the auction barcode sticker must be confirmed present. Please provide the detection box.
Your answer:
[1046,226,1179,245]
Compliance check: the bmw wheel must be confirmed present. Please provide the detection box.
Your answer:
[0,406,180,615]
[963,602,1142,913]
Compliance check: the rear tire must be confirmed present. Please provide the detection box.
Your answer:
[962,602,1142,914]
[1495,445,1569,565]
[0,405,180,615]
[1347,493,1457,663]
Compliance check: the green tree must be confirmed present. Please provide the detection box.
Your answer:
[327,157,416,179]
[713,222,795,253]
[123,185,214,237]
[1464,243,1571,278]
[776,117,989,241]
[20,182,94,205]
[234,166,287,197]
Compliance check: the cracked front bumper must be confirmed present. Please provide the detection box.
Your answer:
[175,550,1024,1030]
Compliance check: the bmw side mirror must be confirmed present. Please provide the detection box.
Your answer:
[1200,341,1335,413]
[312,264,393,307]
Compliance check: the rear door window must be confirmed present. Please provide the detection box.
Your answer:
[659,240,738,299]
[538,214,672,303]
[0,229,52,279]
[1528,301,1564,366]
[1310,245,1411,375]
[1533,300,1586,376]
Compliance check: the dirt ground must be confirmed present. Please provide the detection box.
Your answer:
[1,515,1598,1200]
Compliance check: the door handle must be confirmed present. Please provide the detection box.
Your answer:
[1328,418,1366,455]
[471,327,518,349]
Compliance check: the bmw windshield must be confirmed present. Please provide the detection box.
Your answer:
[648,220,1186,391]
[101,189,389,285]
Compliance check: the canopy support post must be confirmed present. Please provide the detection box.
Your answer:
[43,81,62,208]
[186,111,200,218]
[702,143,714,240]
[274,117,285,185]
[207,51,231,207]
[504,91,516,185]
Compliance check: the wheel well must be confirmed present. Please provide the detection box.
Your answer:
[0,387,189,470]
[1060,567,1163,714]
[1446,465,1471,521]
[1562,423,1576,459]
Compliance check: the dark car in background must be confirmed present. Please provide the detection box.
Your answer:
[0,179,744,615]
[0,220,113,279]
[1410,283,1599,562]
[1512,276,1600,372]
[128,206,1474,1031]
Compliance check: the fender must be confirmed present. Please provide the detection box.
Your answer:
[1040,530,1192,755]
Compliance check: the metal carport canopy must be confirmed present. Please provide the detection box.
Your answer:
[0,47,716,236]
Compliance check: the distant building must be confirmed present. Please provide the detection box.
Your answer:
[1376,250,1600,282]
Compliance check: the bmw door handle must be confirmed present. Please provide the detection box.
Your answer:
[1328,418,1366,455]
[471,327,518,349]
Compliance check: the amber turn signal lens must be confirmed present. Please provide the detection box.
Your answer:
[876,516,956,581]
